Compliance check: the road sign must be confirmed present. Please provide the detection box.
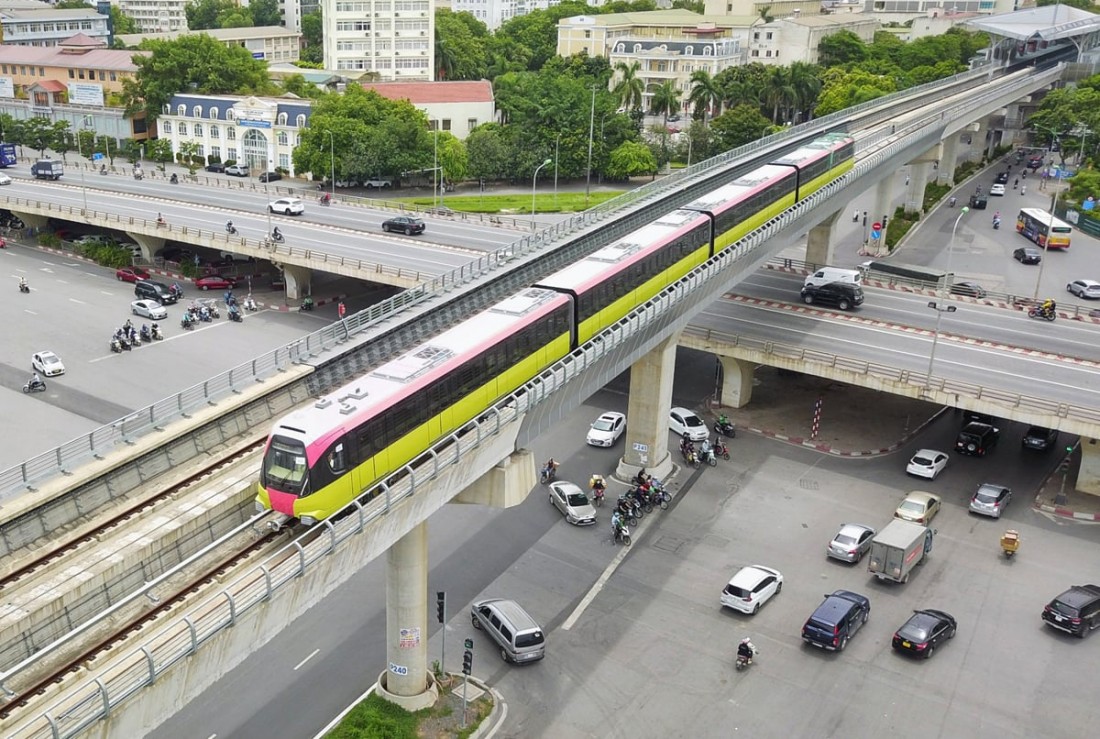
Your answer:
[93,153,104,161]
[872,221,882,231]
[871,229,881,240]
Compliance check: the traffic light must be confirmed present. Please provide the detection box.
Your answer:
[464,638,473,649]
[436,592,445,624]
[462,649,473,676]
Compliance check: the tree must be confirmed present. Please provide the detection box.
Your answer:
[123,35,273,121]
[787,62,822,123]
[23,117,55,156]
[613,61,645,114]
[177,141,202,173]
[711,104,775,150]
[688,69,723,122]
[671,0,704,12]
[649,79,680,122]
[185,0,236,30]
[301,11,323,65]
[249,0,282,26]
[466,123,514,182]
[435,9,489,81]
[605,140,657,180]
[762,66,796,124]
[109,5,138,35]
[280,74,325,99]
[494,2,591,72]
[814,68,895,117]
[50,121,73,162]
[818,30,868,68]
[147,138,174,171]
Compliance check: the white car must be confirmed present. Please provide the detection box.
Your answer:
[0,173,12,186]
[131,299,168,320]
[548,481,597,526]
[32,350,65,377]
[720,565,783,614]
[670,406,708,441]
[1067,279,1100,299]
[990,183,1006,196]
[906,449,948,480]
[268,197,304,215]
[586,411,626,447]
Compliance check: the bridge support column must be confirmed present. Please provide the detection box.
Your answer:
[376,520,438,711]
[8,211,49,229]
[905,148,938,213]
[805,210,841,267]
[868,177,894,256]
[938,136,960,186]
[1073,439,1100,496]
[716,356,756,408]
[616,332,678,483]
[970,119,989,163]
[453,448,537,507]
[282,263,312,301]
[126,232,165,262]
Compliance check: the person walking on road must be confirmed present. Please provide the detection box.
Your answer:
[338,301,347,320]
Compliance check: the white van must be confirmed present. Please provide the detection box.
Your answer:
[804,267,862,289]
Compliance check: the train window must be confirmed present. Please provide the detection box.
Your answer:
[327,442,348,474]
[262,436,309,494]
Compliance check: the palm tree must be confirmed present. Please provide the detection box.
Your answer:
[763,66,797,125]
[613,61,645,114]
[787,62,822,123]
[435,34,457,81]
[649,80,680,126]
[688,69,723,124]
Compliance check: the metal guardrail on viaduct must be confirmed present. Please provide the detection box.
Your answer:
[4,65,1082,737]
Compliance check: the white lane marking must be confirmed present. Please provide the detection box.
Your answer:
[562,520,644,631]
[69,298,86,304]
[294,648,319,671]
[55,279,68,284]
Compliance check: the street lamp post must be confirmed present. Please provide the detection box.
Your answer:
[923,206,969,399]
[554,134,561,205]
[585,86,595,208]
[532,158,552,228]
[432,121,440,209]
[1029,124,1064,299]
[323,130,335,199]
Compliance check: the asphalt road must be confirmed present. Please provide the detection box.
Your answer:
[0,243,337,469]
[145,349,1100,739]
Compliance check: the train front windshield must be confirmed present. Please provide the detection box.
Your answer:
[262,435,310,496]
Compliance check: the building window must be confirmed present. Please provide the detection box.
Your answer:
[212,145,221,159]
[228,128,236,140]
[178,122,187,135]
[766,32,773,40]
[210,125,219,139]
[109,71,116,81]
[177,104,185,116]
[686,46,693,55]
[278,153,289,169]
[98,71,105,81]
[162,121,172,133]
[194,123,203,136]
[38,67,44,75]
[753,32,759,40]
[277,112,287,125]
[296,114,306,127]
[228,148,237,161]
[209,108,219,119]
[467,118,477,131]
[226,109,235,121]
[77,69,84,79]
[193,105,201,117]
[277,131,288,145]
[196,144,204,156]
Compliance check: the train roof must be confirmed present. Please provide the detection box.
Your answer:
[272,287,568,452]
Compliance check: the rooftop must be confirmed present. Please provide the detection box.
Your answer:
[560,9,757,28]
[1,7,105,20]
[966,6,1100,42]
[0,38,143,71]
[773,13,878,27]
[117,26,301,47]
[361,80,494,104]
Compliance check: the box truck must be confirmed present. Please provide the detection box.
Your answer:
[867,519,934,584]
[31,159,63,180]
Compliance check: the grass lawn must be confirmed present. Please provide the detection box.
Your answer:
[393,190,626,214]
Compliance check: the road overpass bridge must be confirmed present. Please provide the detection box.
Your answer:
[2,62,1090,735]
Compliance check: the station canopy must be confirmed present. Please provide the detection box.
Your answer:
[966,5,1100,43]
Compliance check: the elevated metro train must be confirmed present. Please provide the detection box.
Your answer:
[256,132,855,524]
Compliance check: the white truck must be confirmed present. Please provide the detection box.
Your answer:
[867,519,935,584]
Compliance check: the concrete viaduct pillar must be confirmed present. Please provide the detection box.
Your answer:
[717,356,756,408]
[376,520,438,711]
[938,136,960,186]
[281,263,312,301]
[904,148,939,214]
[8,211,49,230]
[127,232,166,262]
[867,177,895,257]
[805,210,841,267]
[1074,438,1100,496]
[616,331,678,483]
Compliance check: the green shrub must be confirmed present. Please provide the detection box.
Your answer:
[37,233,62,248]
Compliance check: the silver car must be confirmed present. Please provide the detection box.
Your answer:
[827,523,876,563]
[548,481,596,525]
[969,483,1012,518]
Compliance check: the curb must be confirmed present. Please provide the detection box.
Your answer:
[1032,500,1100,521]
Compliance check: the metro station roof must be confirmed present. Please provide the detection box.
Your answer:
[966,6,1100,42]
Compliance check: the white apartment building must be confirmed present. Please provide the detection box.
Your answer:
[1,7,110,47]
[750,14,879,64]
[156,93,313,175]
[323,0,434,81]
[449,0,517,31]
[711,0,1016,21]
[114,0,189,34]
[558,10,759,113]
[117,25,302,63]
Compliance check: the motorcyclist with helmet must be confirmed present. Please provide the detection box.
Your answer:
[737,637,756,667]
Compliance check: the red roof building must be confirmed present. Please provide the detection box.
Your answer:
[360,80,496,139]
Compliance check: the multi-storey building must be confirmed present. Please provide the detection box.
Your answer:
[1,6,111,47]
[156,93,313,175]
[323,0,434,80]
[115,0,189,34]
[448,0,518,31]
[117,25,302,63]
[750,13,879,64]
[0,34,149,139]
[711,0,1017,21]
[558,9,760,112]
[360,79,494,139]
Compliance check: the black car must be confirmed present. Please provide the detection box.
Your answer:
[1022,426,1058,451]
[259,171,283,183]
[1042,584,1100,638]
[381,216,426,235]
[995,172,1010,184]
[892,609,957,658]
[955,422,1000,456]
[1014,247,1042,264]
[969,195,988,210]
[800,282,864,310]
[801,590,871,651]
[205,162,227,173]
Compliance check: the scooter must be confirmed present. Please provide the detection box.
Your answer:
[613,523,631,546]
[170,173,179,184]
[271,230,285,243]
[228,309,243,322]
[243,296,258,312]
[140,326,152,344]
[110,337,122,353]
[540,461,558,484]
[133,170,144,181]
[735,642,758,671]
[19,282,30,294]
[699,443,718,467]
[992,217,1001,230]
[1027,306,1056,322]
[226,223,238,235]
[22,379,46,393]
[299,297,315,312]
[714,418,736,438]
[151,324,165,340]
[713,439,731,460]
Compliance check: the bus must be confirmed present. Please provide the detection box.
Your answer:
[1017,208,1072,249]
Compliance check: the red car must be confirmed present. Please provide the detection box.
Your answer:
[194,275,237,290]
[116,266,150,283]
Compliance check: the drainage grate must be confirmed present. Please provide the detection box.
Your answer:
[652,535,686,553]
[799,479,820,490]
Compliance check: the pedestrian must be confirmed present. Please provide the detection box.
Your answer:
[905,174,910,186]
[853,209,859,223]
[1013,178,1018,189]
[338,301,347,319]
[1021,184,1027,195]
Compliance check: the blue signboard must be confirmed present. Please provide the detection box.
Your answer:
[93,152,104,161]
[252,52,265,59]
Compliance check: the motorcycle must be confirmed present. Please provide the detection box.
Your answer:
[589,477,606,507]
[226,223,238,235]
[319,194,332,206]
[699,443,718,467]
[140,326,152,344]
[243,296,258,312]
[228,308,243,322]
[133,170,144,181]
[713,440,731,460]
[539,461,559,484]
[99,165,108,175]
[118,335,132,351]
[170,173,179,184]
[19,281,30,294]
[23,379,46,393]
[1000,530,1020,559]
[299,297,315,312]
[714,418,736,438]
[680,446,698,468]
[129,332,142,347]
[151,324,164,340]
[1028,306,1056,322]
[110,337,122,353]
[735,642,758,671]
[992,217,1001,230]
[613,523,632,546]
[271,230,285,243]
[181,315,195,331]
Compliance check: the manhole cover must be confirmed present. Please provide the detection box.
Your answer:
[653,535,686,553]
[800,479,820,490]
[702,534,731,548]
